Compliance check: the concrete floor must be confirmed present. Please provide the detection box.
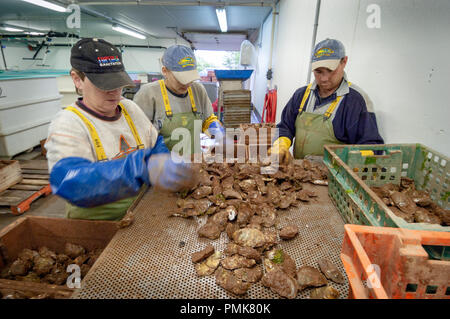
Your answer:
[0,147,66,231]
[0,190,66,231]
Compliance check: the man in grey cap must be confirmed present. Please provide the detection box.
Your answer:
[269,38,384,163]
[134,44,225,155]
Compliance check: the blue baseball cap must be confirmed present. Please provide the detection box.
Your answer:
[161,45,200,85]
[311,38,346,71]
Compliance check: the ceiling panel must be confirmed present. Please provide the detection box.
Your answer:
[184,32,247,51]
[0,0,274,49]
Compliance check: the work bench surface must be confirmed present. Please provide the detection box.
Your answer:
[72,184,349,299]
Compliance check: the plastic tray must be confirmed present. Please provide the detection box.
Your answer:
[341,224,450,299]
[323,144,449,259]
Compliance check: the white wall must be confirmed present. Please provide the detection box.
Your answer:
[316,0,450,155]
[271,0,317,123]
[267,0,450,155]
[250,9,277,118]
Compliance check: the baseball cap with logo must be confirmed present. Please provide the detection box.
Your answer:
[70,38,134,91]
[161,45,200,85]
[311,38,346,71]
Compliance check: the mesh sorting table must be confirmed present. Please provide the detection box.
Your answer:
[72,184,349,299]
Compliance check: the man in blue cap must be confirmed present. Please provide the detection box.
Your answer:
[134,45,224,155]
[269,38,384,164]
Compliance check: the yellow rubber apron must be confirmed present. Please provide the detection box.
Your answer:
[63,103,144,220]
[294,83,351,159]
[157,80,202,155]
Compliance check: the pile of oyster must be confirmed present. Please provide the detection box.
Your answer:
[191,228,345,299]
[171,160,328,225]
[371,177,449,226]
[184,160,345,298]
[0,289,59,299]
[0,243,102,288]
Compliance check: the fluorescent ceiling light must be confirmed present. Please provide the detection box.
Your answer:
[112,24,146,40]
[216,8,227,33]
[22,0,67,13]
[3,26,24,32]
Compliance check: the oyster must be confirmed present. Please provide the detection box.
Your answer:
[236,246,261,263]
[65,243,86,259]
[238,179,257,193]
[225,222,240,240]
[191,245,215,263]
[296,266,327,291]
[260,205,277,228]
[262,230,278,250]
[237,203,254,226]
[261,269,298,299]
[234,266,263,283]
[9,259,32,276]
[317,258,345,284]
[279,225,299,240]
[390,191,416,214]
[232,228,266,248]
[264,249,297,278]
[192,186,213,199]
[390,207,414,223]
[195,251,222,276]
[210,210,230,231]
[310,285,340,299]
[224,242,240,256]
[215,267,251,295]
[221,255,256,270]
[414,208,441,224]
[198,222,221,240]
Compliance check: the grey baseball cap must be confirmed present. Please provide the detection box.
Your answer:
[161,45,200,85]
[311,38,346,71]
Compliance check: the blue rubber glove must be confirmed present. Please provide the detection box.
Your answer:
[208,121,225,140]
[147,153,197,192]
[50,135,169,208]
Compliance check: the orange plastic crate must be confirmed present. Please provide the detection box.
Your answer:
[341,224,450,299]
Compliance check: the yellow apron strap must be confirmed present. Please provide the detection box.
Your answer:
[187,86,197,113]
[119,102,144,149]
[158,80,173,117]
[323,96,342,118]
[159,80,197,116]
[298,83,312,113]
[323,82,352,119]
[65,106,108,161]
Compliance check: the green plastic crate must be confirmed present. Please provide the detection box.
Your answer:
[323,144,449,260]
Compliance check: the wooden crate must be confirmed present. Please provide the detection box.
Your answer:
[210,143,247,162]
[238,123,278,145]
[0,216,118,298]
[0,160,22,193]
